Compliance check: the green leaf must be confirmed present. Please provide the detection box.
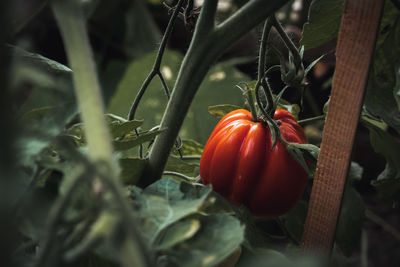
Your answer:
[364,2,400,133]
[90,0,160,59]
[10,46,77,167]
[130,177,213,245]
[118,157,147,185]
[304,55,325,75]
[110,119,144,138]
[156,217,201,251]
[113,128,164,151]
[123,0,161,58]
[65,115,163,151]
[284,201,308,243]
[300,0,345,50]
[286,143,320,175]
[171,139,204,157]
[107,50,183,122]
[163,213,244,267]
[348,162,364,182]
[165,156,199,177]
[335,185,365,256]
[20,106,56,124]
[286,145,311,175]
[237,248,302,267]
[361,115,400,203]
[208,104,242,119]
[276,96,301,120]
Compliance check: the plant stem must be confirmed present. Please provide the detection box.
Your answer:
[128,0,185,121]
[52,0,113,164]
[297,115,325,125]
[51,1,152,266]
[245,86,258,121]
[271,15,302,68]
[163,171,198,182]
[257,17,274,114]
[139,0,290,187]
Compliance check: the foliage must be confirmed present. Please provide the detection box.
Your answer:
[3,0,400,267]
[300,0,344,50]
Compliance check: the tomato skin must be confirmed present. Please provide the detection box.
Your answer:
[200,109,308,217]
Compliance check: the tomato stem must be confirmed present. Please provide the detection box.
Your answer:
[244,85,259,122]
[297,115,326,125]
[271,15,302,69]
[257,17,274,112]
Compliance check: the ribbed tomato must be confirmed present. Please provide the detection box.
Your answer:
[199,109,308,217]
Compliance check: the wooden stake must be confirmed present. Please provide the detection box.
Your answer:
[301,0,384,252]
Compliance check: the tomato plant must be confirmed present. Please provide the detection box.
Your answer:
[200,109,308,217]
[2,0,400,267]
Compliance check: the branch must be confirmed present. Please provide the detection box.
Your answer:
[191,0,218,40]
[256,17,274,116]
[127,0,186,121]
[139,0,290,187]
[298,115,325,125]
[271,15,302,68]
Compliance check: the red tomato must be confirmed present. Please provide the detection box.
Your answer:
[199,109,308,217]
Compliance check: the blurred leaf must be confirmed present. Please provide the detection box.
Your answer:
[165,156,199,177]
[20,106,56,124]
[300,0,344,50]
[113,128,164,151]
[283,161,363,246]
[9,45,77,168]
[110,120,144,138]
[108,50,182,121]
[171,139,204,156]
[237,247,320,267]
[130,177,213,245]
[348,162,363,182]
[335,185,365,256]
[65,115,163,151]
[9,0,49,34]
[91,0,160,59]
[284,201,308,243]
[108,50,250,144]
[361,115,400,202]
[208,104,242,119]
[236,248,293,267]
[119,158,147,185]
[157,217,201,250]
[364,2,400,133]
[163,213,244,267]
[123,0,160,58]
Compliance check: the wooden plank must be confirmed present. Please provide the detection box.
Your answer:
[301,0,384,252]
